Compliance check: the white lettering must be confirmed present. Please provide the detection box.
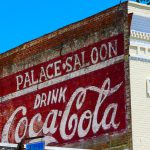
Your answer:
[108,40,118,57]
[34,94,41,109]
[16,75,23,91]
[100,44,108,61]
[39,67,48,83]
[46,63,54,79]
[15,117,28,143]
[91,47,98,64]
[34,87,67,109]
[31,70,38,85]
[66,56,73,73]
[2,78,122,145]
[23,72,32,88]
[73,54,82,71]
[29,114,42,137]
[54,60,62,77]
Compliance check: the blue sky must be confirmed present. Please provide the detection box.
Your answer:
[0,0,130,54]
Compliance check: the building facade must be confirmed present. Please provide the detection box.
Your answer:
[129,1,150,150]
[0,2,132,150]
[1,1,150,150]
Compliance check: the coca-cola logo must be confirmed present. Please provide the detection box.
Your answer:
[0,34,126,145]
[2,77,124,145]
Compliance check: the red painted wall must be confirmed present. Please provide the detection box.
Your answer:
[0,34,126,145]
[0,2,131,149]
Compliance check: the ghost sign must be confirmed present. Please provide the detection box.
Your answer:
[0,34,126,145]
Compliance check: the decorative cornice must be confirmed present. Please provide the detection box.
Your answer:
[131,30,150,40]
[129,1,150,10]
[128,1,150,17]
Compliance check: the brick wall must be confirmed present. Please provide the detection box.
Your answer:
[0,2,132,150]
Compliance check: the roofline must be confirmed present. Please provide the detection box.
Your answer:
[0,1,128,59]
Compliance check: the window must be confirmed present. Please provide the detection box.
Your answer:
[139,47,146,55]
[130,45,138,55]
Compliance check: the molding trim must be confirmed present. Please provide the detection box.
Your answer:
[131,30,150,40]
[128,1,150,17]
[129,1,150,10]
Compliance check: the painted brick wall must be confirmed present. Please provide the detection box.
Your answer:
[0,2,132,150]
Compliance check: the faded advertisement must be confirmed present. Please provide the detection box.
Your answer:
[0,34,126,145]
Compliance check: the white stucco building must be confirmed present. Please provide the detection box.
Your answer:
[128,1,150,150]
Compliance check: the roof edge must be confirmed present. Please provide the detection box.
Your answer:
[0,1,128,60]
